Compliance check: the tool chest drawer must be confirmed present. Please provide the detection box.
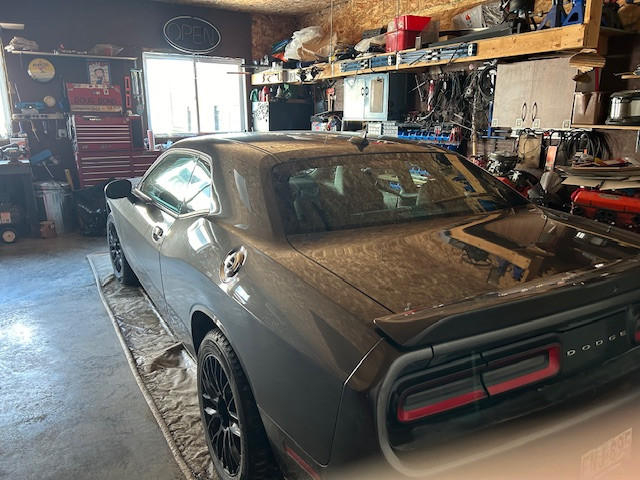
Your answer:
[69,115,144,151]
[75,151,161,188]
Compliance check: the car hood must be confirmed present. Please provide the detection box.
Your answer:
[288,206,640,318]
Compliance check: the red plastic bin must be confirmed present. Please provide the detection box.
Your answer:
[386,30,422,52]
[393,15,431,31]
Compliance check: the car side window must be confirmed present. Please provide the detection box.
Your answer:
[139,152,197,214]
[182,158,213,214]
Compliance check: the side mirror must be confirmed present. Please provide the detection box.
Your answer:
[105,179,132,200]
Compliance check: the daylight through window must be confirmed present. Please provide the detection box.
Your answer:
[143,52,246,137]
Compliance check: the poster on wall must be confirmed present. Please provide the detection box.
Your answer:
[87,60,111,85]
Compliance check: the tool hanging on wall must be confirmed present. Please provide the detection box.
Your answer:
[124,75,132,110]
[130,69,145,115]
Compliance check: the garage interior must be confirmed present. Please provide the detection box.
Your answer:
[1,0,640,479]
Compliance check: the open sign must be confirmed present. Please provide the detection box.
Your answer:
[163,16,221,54]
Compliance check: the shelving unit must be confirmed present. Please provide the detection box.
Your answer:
[9,50,137,61]
[253,0,606,86]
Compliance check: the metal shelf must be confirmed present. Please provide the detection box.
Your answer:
[9,50,137,61]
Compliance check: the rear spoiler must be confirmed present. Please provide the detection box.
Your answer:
[374,258,640,348]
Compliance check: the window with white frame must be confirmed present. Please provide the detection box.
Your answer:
[143,52,246,137]
[0,52,11,138]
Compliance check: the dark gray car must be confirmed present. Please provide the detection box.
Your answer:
[105,132,640,480]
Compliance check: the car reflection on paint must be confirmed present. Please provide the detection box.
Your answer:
[105,132,640,480]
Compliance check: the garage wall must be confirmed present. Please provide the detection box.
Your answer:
[0,0,252,102]
[300,0,553,44]
[252,14,301,59]
[0,0,253,182]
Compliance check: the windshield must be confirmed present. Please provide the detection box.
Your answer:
[272,151,528,235]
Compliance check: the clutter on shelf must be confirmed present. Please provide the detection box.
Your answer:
[4,36,38,52]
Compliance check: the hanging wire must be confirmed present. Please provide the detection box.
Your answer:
[330,0,333,63]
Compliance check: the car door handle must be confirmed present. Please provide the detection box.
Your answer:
[152,225,164,242]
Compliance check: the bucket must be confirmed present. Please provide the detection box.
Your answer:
[34,181,74,234]
[40,220,57,239]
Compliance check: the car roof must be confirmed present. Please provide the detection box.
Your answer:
[172,131,448,164]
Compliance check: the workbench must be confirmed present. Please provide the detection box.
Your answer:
[0,159,40,237]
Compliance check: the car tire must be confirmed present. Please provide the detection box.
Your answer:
[107,214,140,286]
[198,329,281,480]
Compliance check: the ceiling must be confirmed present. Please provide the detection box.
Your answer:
[151,0,335,16]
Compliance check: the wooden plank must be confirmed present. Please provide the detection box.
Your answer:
[583,0,603,47]
[322,25,588,79]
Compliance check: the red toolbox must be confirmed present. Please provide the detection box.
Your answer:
[69,114,145,152]
[75,151,160,188]
[571,189,640,231]
[66,83,123,114]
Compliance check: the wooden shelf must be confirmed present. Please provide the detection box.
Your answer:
[621,74,640,80]
[253,2,605,85]
[571,124,640,130]
[9,50,137,61]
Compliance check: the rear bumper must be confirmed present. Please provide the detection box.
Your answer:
[319,345,640,479]
[280,283,640,479]
[382,345,640,478]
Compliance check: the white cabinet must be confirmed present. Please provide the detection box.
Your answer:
[492,57,584,130]
[343,73,406,121]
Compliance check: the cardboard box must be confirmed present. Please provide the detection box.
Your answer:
[572,92,607,125]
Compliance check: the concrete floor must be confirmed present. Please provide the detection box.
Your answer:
[0,233,184,480]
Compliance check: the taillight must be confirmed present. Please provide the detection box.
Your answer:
[397,372,486,422]
[395,343,561,423]
[635,313,640,342]
[482,344,561,396]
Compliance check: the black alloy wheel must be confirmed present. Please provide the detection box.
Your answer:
[106,214,139,286]
[201,350,243,476]
[108,221,124,277]
[197,330,280,480]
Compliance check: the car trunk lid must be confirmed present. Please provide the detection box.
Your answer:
[288,206,640,347]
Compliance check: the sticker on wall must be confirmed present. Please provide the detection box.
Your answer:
[27,58,56,83]
[163,16,221,54]
[87,60,111,85]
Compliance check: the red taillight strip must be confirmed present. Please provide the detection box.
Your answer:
[484,345,561,396]
[398,389,486,422]
[285,444,321,480]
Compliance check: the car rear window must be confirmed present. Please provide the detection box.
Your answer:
[272,151,528,235]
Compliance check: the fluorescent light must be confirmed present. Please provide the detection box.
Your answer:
[0,23,25,30]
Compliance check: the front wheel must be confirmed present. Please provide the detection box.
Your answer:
[107,214,139,286]
[197,330,281,480]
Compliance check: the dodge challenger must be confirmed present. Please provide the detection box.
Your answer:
[105,132,640,480]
